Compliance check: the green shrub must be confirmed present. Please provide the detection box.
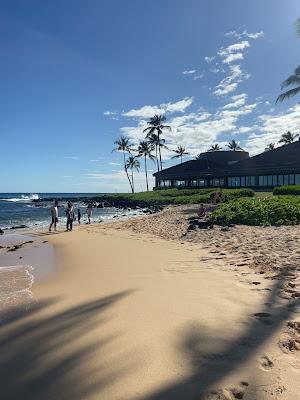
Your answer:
[209,196,300,226]
[220,188,254,202]
[273,185,300,196]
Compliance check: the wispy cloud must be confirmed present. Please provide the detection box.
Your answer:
[64,156,79,160]
[182,69,196,75]
[62,175,73,178]
[225,30,264,40]
[204,56,215,63]
[122,97,193,119]
[109,161,121,166]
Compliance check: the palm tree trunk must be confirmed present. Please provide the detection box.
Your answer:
[131,170,134,193]
[144,155,149,191]
[158,132,166,190]
[155,145,160,172]
[123,152,134,193]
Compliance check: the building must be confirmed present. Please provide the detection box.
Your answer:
[153,140,300,189]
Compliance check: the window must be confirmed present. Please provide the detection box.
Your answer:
[295,174,300,185]
[212,178,224,187]
[289,174,295,185]
[272,175,278,186]
[228,177,241,187]
[278,175,283,186]
[284,175,289,185]
[246,176,255,186]
[191,179,207,187]
[158,180,171,187]
[174,180,186,187]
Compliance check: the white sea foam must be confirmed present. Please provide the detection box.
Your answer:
[0,194,39,202]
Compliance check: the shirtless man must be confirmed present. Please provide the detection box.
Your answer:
[49,200,58,231]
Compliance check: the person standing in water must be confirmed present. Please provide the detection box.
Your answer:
[77,208,81,224]
[87,203,93,224]
[66,201,75,231]
[49,200,58,231]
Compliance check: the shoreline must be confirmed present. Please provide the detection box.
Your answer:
[0,206,299,398]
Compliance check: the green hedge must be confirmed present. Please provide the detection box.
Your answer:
[209,196,300,226]
[273,185,300,196]
[100,188,254,206]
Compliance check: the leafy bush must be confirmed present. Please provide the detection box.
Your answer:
[273,185,300,196]
[209,196,300,226]
[220,188,254,202]
[99,188,254,206]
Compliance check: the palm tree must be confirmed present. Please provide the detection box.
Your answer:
[276,65,300,103]
[278,131,299,145]
[226,140,243,151]
[276,19,300,103]
[125,156,140,193]
[113,136,134,192]
[171,145,189,163]
[138,141,156,191]
[208,144,222,152]
[146,133,161,172]
[143,115,171,171]
[265,143,275,151]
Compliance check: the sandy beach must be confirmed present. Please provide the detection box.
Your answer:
[0,207,300,399]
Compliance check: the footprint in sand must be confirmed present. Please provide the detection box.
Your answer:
[260,355,274,371]
[203,382,249,400]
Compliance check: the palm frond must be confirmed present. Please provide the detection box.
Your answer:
[276,86,300,103]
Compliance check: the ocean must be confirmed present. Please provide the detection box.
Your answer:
[0,193,139,231]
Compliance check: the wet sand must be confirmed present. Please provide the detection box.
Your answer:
[0,208,299,399]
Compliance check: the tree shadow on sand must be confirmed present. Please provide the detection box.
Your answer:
[140,269,300,400]
[0,291,133,400]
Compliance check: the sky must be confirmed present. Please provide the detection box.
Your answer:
[1,0,300,193]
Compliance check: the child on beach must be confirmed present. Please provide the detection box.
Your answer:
[66,201,75,231]
[77,208,81,224]
[87,203,93,224]
[49,200,58,231]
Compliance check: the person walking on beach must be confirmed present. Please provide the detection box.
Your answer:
[66,201,75,231]
[87,203,93,224]
[49,200,58,231]
[77,208,81,224]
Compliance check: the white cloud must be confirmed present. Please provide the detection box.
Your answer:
[225,30,264,40]
[244,104,300,154]
[222,93,247,109]
[62,175,73,178]
[222,52,244,64]
[204,56,215,63]
[213,64,250,97]
[109,162,121,166]
[103,110,117,116]
[122,97,193,118]
[64,156,79,160]
[182,69,196,75]
[193,74,204,80]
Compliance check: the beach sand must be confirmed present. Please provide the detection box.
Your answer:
[0,207,300,399]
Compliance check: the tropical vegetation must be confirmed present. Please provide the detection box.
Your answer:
[209,144,222,152]
[209,196,300,226]
[138,141,156,191]
[278,131,299,145]
[273,185,300,195]
[276,18,300,103]
[171,145,189,163]
[226,140,243,151]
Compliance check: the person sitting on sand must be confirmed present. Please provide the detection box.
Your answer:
[66,201,75,231]
[77,208,81,224]
[49,200,58,232]
[197,203,206,219]
[87,203,93,224]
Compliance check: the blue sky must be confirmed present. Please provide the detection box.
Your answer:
[1,0,300,192]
